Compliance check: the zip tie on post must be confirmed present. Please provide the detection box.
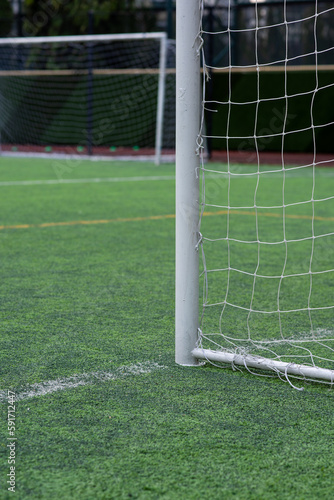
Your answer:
[193,31,204,58]
[197,328,203,344]
[195,232,203,252]
[204,66,211,82]
[196,134,204,156]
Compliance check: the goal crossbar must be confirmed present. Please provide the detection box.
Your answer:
[0,33,166,45]
[0,69,175,77]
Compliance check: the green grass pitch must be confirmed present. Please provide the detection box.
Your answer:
[0,156,333,499]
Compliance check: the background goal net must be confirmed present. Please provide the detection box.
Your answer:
[0,33,176,164]
[176,0,334,387]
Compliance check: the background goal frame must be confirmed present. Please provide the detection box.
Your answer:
[0,32,170,165]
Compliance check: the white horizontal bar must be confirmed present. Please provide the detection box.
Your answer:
[192,348,334,382]
[0,32,166,45]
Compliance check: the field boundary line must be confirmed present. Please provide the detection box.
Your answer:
[0,175,176,187]
[1,169,334,187]
[0,173,227,187]
[0,362,167,402]
[1,209,334,231]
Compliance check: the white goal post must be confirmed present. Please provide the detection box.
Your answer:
[175,1,201,366]
[175,0,334,387]
[0,32,175,164]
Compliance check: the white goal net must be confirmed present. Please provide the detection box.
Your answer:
[0,33,176,164]
[176,0,334,388]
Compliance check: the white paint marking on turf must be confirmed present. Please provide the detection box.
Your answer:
[0,362,166,402]
[0,175,176,187]
[0,173,230,187]
[1,168,334,187]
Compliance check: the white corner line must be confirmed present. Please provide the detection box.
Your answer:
[0,362,167,402]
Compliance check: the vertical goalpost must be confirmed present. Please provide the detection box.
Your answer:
[175,0,201,366]
[175,0,334,386]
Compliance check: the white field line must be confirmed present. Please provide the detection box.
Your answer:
[0,175,176,187]
[1,169,333,187]
[0,361,166,402]
[0,172,274,187]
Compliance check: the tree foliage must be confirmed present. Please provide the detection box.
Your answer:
[0,0,14,36]
[23,0,144,37]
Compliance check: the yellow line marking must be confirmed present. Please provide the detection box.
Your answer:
[0,210,333,231]
[0,214,176,231]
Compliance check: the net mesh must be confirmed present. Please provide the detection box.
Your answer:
[0,35,175,158]
[198,0,334,386]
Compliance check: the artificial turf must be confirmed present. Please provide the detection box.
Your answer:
[0,156,333,499]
